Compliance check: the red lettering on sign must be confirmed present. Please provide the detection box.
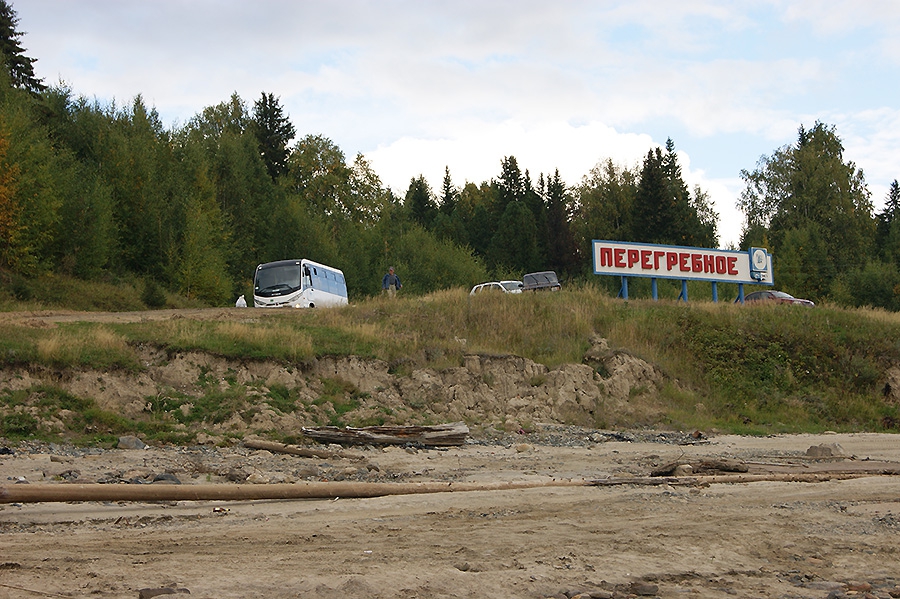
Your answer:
[654,251,665,270]
[599,247,613,267]
[627,249,639,268]
[715,255,726,274]
[727,256,738,275]
[666,252,678,271]
[679,253,689,271]
[614,248,625,268]
[640,250,651,269]
[703,254,714,273]
[691,254,703,272]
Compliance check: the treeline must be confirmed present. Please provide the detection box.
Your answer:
[0,1,898,308]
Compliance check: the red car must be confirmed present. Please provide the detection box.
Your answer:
[744,290,814,307]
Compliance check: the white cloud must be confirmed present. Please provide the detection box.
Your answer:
[368,119,652,190]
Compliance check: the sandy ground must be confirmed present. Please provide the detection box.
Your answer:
[2,431,900,599]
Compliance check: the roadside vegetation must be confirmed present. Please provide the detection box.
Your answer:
[2,278,899,445]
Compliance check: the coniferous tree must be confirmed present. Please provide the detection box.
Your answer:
[496,156,526,219]
[488,199,539,272]
[632,147,670,243]
[545,169,578,275]
[0,1,44,93]
[405,174,436,229]
[252,92,295,182]
[439,166,458,215]
[876,179,900,259]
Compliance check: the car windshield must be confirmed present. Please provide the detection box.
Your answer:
[501,281,522,292]
[771,291,794,299]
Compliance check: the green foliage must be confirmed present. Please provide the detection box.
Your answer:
[405,174,437,228]
[252,92,296,181]
[389,225,489,295]
[266,383,299,414]
[831,260,900,311]
[0,1,45,93]
[313,377,365,426]
[739,122,875,301]
[141,277,168,308]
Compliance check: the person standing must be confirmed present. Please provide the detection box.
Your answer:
[382,266,402,297]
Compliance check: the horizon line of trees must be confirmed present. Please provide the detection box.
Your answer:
[1,0,899,310]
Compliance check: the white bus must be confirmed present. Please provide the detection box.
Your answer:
[253,259,348,308]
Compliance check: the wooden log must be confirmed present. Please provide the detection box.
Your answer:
[301,422,470,447]
[590,472,889,486]
[650,458,750,476]
[243,439,366,461]
[0,478,585,504]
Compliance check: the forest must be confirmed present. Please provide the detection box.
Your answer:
[1,2,899,310]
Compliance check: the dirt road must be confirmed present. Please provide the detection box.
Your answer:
[2,431,900,599]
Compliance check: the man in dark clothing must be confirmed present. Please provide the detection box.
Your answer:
[382,267,402,297]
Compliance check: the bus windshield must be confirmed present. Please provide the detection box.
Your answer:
[254,263,303,297]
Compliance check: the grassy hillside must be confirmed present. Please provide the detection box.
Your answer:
[1,276,900,443]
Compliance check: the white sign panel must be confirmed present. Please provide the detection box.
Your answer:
[592,240,773,285]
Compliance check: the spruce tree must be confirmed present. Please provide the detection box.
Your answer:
[0,1,45,93]
[439,166,458,215]
[252,92,296,181]
[405,175,436,229]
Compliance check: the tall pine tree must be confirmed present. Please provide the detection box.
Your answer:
[0,1,44,93]
[252,92,295,182]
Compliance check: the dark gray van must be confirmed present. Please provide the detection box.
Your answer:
[522,271,560,291]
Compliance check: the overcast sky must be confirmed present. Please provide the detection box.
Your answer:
[14,1,900,248]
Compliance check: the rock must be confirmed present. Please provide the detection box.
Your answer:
[152,473,181,484]
[245,473,269,484]
[117,435,147,450]
[226,467,249,482]
[515,443,533,453]
[137,588,190,599]
[806,443,845,457]
[194,433,221,445]
[672,464,693,476]
[630,581,659,596]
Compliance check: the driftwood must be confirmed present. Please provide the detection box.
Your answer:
[243,439,366,461]
[651,458,750,477]
[591,472,886,486]
[4,469,899,503]
[0,478,585,504]
[301,422,469,447]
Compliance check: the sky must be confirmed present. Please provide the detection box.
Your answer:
[14,0,900,249]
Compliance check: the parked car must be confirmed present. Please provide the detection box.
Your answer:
[499,280,523,293]
[470,280,523,295]
[744,290,815,307]
[522,271,560,292]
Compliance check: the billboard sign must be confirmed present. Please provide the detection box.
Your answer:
[592,240,773,285]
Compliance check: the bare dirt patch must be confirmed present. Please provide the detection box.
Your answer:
[2,430,900,599]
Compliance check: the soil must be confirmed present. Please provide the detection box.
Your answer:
[2,310,900,599]
[2,430,900,599]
